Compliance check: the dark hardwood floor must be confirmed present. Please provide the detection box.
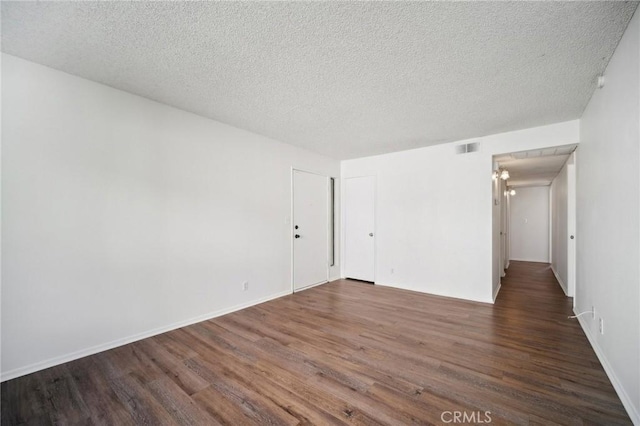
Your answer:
[1,261,631,425]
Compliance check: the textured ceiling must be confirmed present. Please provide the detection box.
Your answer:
[2,2,637,159]
[495,145,577,187]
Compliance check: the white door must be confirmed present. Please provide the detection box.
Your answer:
[292,170,329,291]
[344,176,375,282]
[567,159,577,299]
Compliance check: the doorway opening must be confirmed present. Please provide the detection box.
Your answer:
[492,144,577,302]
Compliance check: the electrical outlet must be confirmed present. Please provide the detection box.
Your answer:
[243,281,249,291]
[599,318,604,335]
[591,306,595,319]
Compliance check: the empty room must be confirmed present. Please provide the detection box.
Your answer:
[1,2,639,425]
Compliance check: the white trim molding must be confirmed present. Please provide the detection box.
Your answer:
[550,265,568,296]
[577,313,640,424]
[293,280,329,293]
[493,283,502,302]
[375,280,495,305]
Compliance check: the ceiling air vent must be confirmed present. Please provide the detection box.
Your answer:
[455,142,479,154]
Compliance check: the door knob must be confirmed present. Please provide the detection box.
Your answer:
[570,235,575,239]
[369,233,374,237]
[295,234,301,239]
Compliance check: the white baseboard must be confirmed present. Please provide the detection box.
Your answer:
[577,314,640,425]
[492,283,502,302]
[293,280,328,293]
[550,265,568,296]
[1,289,292,382]
[374,281,494,304]
[508,258,550,263]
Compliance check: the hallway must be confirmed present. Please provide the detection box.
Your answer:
[1,262,631,424]
[496,260,575,319]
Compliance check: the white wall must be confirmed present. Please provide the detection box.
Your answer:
[342,120,579,304]
[491,166,508,300]
[1,54,340,380]
[550,155,571,294]
[509,186,550,263]
[576,9,640,423]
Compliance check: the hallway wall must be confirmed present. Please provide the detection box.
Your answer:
[550,154,573,294]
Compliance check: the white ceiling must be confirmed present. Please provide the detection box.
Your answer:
[495,145,577,188]
[2,2,637,160]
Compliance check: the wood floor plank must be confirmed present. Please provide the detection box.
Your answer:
[183,356,300,426]
[108,373,176,425]
[134,338,210,397]
[146,377,220,426]
[65,357,134,426]
[0,261,631,424]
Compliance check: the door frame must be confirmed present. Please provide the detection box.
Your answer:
[290,167,332,294]
[342,175,377,283]
[500,177,509,277]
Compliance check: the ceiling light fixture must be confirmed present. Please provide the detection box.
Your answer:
[500,170,510,180]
